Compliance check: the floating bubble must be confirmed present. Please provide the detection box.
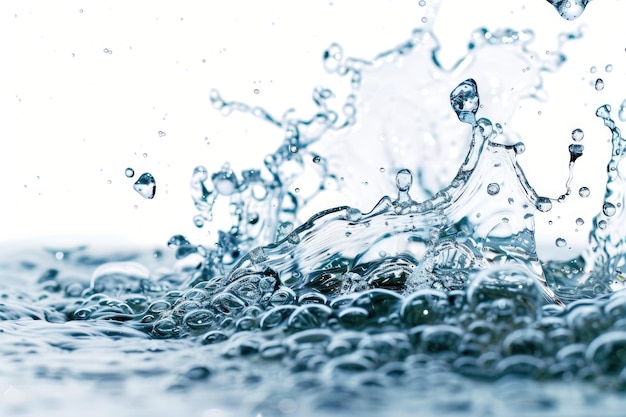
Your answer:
[133,173,156,199]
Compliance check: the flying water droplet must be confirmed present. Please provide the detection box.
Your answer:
[125,167,135,178]
[450,79,479,125]
[569,144,584,162]
[579,187,590,198]
[133,173,156,199]
[546,0,591,20]
[536,197,553,212]
[571,128,584,141]
[595,78,605,91]
[555,238,567,248]
[603,202,617,217]
[487,183,500,195]
[576,218,585,226]
[211,168,238,196]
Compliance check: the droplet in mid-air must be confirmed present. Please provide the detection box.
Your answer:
[555,237,567,248]
[536,197,553,212]
[133,173,156,199]
[579,187,590,198]
[486,183,500,195]
[569,144,584,162]
[395,169,413,192]
[450,79,480,125]
[595,78,605,91]
[603,202,617,217]
[571,128,584,141]
[125,168,135,178]
[619,99,626,122]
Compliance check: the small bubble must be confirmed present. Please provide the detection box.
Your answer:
[598,220,608,229]
[605,64,613,72]
[576,218,584,226]
[579,187,590,198]
[125,168,135,178]
[143,153,148,158]
[312,156,321,163]
[158,131,166,137]
[555,238,567,248]
[379,167,385,172]
[294,188,300,193]
[571,128,584,141]
[103,48,112,54]
[79,9,83,13]
[590,66,597,73]
[254,89,260,94]
[486,183,500,195]
[419,0,426,5]
[421,17,428,23]
[603,202,617,217]
[107,179,112,184]
[595,78,604,91]
[55,251,65,261]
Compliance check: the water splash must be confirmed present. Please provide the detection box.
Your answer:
[546,0,591,20]
[133,172,156,199]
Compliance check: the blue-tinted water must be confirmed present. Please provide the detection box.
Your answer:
[4,1,626,416]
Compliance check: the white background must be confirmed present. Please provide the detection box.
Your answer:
[1,0,625,256]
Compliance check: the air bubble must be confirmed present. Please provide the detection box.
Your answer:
[576,218,584,226]
[571,128,584,141]
[555,238,567,248]
[125,168,135,178]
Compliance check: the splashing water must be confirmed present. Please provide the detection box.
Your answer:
[4,2,626,417]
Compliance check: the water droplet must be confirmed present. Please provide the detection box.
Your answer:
[555,238,567,247]
[605,64,613,72]
[395,169,413,192]
[487,183,500,195]
[599,220,608,229]
[421,17,428,23]
[603,202,617,217]
[418,0,426,5]
[143,153,148,158]
[571,128,584,141]
[193,215,204,228]
[595,78,605,91]
[536,197,552,212]
[158,131,166,137]
[312,156,321,163]
[579,187,590,198]
[103,48,112,54]
[133,173,156,199]
[211,168,238,196]
[569,144,584,162]
[450,79,479,125]
[513,142,526,154]
[125,168,135,178]
[576,218,585,226]
[254,89,260,94]
[590,66,597,73]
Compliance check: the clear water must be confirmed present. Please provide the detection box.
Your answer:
[4,1,626,417]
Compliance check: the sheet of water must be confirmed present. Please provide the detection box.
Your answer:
[3,1,626,416]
